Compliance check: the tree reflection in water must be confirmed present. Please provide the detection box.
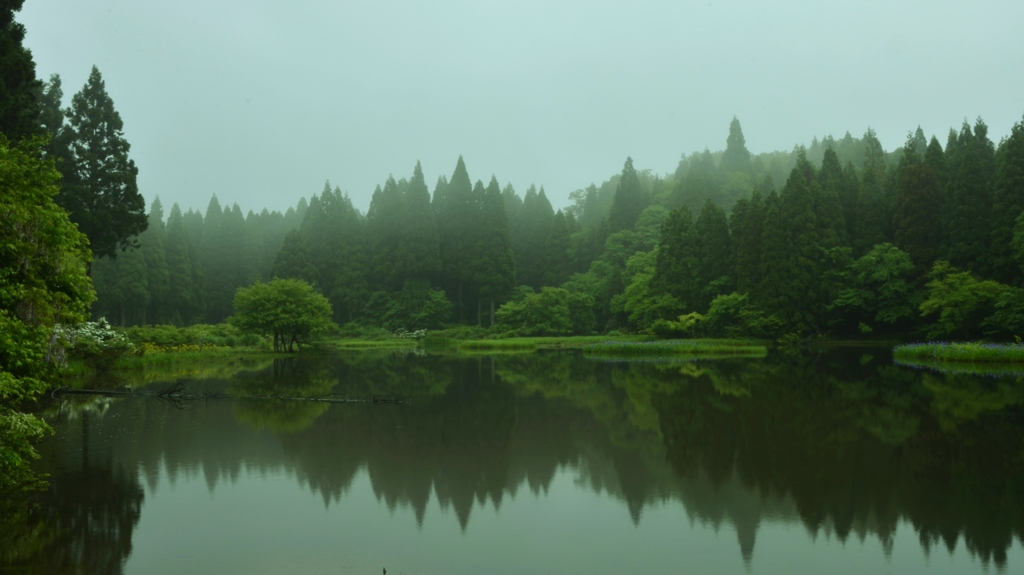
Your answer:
[4,347,1022,570]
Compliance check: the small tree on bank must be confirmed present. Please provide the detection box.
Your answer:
[231,278,336,352]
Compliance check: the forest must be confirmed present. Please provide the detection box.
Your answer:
[85,113,1024,342]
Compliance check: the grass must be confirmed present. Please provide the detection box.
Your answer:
[456,339,538,351]
[61,353,278,389]
[114,346,283,369]
[416,334,658,354]
[583,339,767,358]
[893,342,1024,363]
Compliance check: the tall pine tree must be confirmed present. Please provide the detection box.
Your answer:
[57,66,147,259]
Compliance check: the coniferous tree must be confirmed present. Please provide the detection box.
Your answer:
[720,117,752,174]
[989,116,1024,284]
[139,198,169,324]
[651,207,700,312]
[90,245,148,325]
[945,119,995,273]
[396,161,441,285]
[608,157,647,234]
[578,184,602,229]
[501,183,523,230]
[818,148,851,248]
[892,136,943,269]
[303,183,368,323]
[840,161,860,242]
[202,201,252,323]
[541,210,573,288]
[436,157,477,321]
[759,155,829,332]
[472,177,516,325]
[366,177,403,290]
[164,204,203,324]
[0,1,40,141]
[271,229,318,284]
[852,129,890,256]
[695,198,732,311]
[57,66,147,259]
[670,150,721,213]
[514,185,555,289]
[730,179,769,295]
[36,74,70,164]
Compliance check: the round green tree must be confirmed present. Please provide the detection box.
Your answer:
[231,278,337,352]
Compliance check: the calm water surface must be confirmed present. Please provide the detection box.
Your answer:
[7,347,1024,574]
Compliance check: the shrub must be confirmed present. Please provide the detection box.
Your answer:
[65,318,136,372]
[495,287,596,336]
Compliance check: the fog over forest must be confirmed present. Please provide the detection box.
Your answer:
[19,0,1024,214]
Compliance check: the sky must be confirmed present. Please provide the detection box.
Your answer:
[19,0,1024,216]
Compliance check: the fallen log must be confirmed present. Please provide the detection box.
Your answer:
[51,385,404,405]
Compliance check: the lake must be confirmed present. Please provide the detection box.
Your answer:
[6,346,1024,574]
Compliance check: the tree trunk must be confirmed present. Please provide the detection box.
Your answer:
[477,299,482,327]
[490,299,495,327]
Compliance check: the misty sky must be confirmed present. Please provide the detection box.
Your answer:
[20,0,1024,216]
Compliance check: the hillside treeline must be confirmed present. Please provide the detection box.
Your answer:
[92,116,1024,339]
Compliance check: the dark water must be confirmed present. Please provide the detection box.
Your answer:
[5,347,1024,574]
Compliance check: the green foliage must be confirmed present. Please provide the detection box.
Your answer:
[831,243,920,331]
[981,287,1024,338]
[703,292,783,338]
[614,249,680,332]
[232,278,338,352]
[0,136,94,498]
[920,261,1007,339]
[495,287,596,336]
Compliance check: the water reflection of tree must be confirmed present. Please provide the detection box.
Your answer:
[7,412,144,574]
[229,357,335,433]
[653,349,1024,567]
[18,349,1024,570]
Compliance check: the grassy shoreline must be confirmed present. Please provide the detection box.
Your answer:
[893,342,1024,364]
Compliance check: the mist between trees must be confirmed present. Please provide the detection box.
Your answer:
[89,114,1024,341]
